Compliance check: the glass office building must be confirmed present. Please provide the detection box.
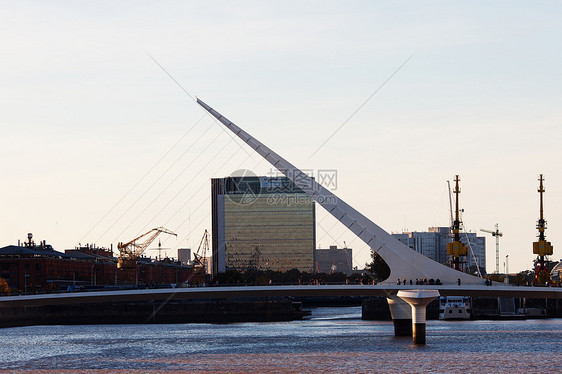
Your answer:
[211,176,315,275]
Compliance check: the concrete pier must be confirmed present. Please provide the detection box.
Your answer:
[387,294,412,336]
[397,289,440,344]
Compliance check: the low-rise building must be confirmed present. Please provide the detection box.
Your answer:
[177,248,191,265]
[315,245,353,275]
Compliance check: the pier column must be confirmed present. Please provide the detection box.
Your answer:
[397,290,440,345]
[387,294,412,336]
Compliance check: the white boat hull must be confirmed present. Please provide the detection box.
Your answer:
[439,296,471,320]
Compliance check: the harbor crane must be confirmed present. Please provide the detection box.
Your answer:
[190,230,210,284]
[117,227,177,270]
[447,175,468,271]
[447,180,483,277]
[480,224,503,274]
[194,230,209,270]
[533,174,553,284]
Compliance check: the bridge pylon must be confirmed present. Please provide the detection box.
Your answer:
[387,294,412,337]
[196,98,482,286]
[397,289,440,345]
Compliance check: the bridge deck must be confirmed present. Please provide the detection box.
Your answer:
[1,285,561,307]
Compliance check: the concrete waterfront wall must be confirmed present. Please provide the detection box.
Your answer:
[0,298,309,328]
[473,296,562,318]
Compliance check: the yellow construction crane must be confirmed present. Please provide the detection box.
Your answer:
[117,227,177,269]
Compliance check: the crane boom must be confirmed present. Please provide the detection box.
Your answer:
[117,227,177,269]
[447,180,454,228]
[480,228,503,237]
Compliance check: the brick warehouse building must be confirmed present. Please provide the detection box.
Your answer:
[0,234,193,293]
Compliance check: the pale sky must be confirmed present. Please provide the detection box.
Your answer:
[1,1,561,274]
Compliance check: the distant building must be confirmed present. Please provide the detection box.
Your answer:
[392,229,449,264]
[315,245,352,275]
[461,232,486,273]
[392,227,486,274]
[428,227,451,264]
[177,248,191,265]
[211,175,315,275]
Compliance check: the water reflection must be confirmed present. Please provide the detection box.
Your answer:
[1,307,561,372]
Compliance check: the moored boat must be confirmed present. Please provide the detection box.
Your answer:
[439,296,471,320]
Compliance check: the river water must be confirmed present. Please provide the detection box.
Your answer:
[1,306,561,373]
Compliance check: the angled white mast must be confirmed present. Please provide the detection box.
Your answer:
[197,98,481,285]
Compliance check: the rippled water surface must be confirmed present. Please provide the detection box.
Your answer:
[1,307,561,373]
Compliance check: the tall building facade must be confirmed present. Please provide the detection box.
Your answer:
[211,176,315,275]
[392,227,486,273]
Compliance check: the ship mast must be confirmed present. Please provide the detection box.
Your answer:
[447,175,468,271]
